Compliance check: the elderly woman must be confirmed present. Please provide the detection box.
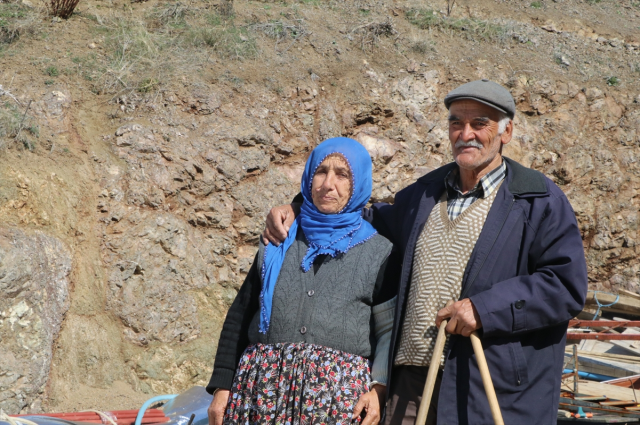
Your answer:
[207,138,397,425]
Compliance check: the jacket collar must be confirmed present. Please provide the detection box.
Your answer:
[416,156,548,196]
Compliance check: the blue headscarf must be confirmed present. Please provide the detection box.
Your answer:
[259,137,377,334]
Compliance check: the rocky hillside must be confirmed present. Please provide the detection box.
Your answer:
[0,0,639,414]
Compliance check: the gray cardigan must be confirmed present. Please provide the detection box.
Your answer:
[207,228,397,392]
[249,228,393,356]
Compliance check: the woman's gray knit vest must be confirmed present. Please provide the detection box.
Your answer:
[249,228,393,358]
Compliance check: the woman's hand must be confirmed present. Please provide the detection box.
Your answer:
[207,389,230,425]
[353,384,387,425]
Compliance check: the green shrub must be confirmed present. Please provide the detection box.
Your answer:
[46,66,59,76]
[186,22,256,58]
[49,0,80,19]
[138,77,159,93]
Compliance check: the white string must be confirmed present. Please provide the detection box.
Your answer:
[80,411,118,425]
[0,410,41,425]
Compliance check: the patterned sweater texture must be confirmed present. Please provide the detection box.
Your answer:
[394,182,502,367]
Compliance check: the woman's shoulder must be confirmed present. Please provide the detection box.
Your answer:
[359,233,393,257]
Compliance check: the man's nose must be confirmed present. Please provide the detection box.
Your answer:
[460,123,476,141]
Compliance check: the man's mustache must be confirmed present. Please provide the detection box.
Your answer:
[454,139,484,150]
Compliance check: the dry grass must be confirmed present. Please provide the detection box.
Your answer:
[0,2,40,45]
[0,99,39,150]
[250,19,307,53]
[351,18,397,51]
[0,101,21,138]
[89,5,257,95]
[405,8,513,43]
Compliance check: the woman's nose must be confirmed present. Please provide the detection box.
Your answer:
[321,172,336,189]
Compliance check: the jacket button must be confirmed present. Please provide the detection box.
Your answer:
[308,290,315,296]
[300,326,307,334]
[515,300,525,310]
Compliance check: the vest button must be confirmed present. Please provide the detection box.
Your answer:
[515,300,525,309]
[308,290,315,296]
[300,326,307,334]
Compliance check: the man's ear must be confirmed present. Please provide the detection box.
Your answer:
[501,120,514,145]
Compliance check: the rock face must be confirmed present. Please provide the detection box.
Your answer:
[0,228,71,413]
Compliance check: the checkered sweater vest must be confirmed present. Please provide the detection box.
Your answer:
[395,183,501,367]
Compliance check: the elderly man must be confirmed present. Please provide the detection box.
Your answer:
[263,80,588,425]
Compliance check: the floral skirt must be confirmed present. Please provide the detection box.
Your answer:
[224,343,371,425]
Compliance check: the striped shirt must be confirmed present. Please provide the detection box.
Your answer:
[445,161,507,220]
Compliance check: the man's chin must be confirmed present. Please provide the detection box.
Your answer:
[454,155,484,170]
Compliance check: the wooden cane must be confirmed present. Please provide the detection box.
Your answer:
[416,300,454,425]
[470,331,505,425]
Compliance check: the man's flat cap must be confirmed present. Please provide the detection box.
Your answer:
[444,79,516,119]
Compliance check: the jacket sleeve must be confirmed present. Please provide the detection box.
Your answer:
[469,193,588,337]
[366,182,421,245]
[206,253,261,393]
[364,203,394,244]
[370,296,396,386]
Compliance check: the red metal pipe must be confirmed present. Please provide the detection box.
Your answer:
[569,320,640,327]
[566,333,640,340]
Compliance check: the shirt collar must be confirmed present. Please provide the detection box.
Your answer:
[445,160,507,198]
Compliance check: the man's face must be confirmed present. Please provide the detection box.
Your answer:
[448,100,512,172]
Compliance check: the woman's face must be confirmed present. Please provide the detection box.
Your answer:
[311,154,352,214]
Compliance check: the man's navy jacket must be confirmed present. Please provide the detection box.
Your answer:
[365,157,588,425]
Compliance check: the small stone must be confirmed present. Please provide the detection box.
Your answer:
[609,38,623,48]
[541,24,560,33]
[88,42,96,49]
[560,56,570,66]
[407,60,419,73]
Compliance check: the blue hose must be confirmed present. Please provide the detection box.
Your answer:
[563,369,615,382]
[135,395,178,425]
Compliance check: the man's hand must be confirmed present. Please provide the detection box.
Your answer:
[263,204,298,246]
[435,299,482,337]
[353,384,387,425]
[207,389,230,425]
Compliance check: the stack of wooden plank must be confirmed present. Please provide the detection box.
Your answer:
[560,290,640,422]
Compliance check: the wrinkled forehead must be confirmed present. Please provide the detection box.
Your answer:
[316,153,352,173]
[448,99,503,122]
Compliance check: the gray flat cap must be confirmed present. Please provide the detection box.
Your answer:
[444,79,516,119]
